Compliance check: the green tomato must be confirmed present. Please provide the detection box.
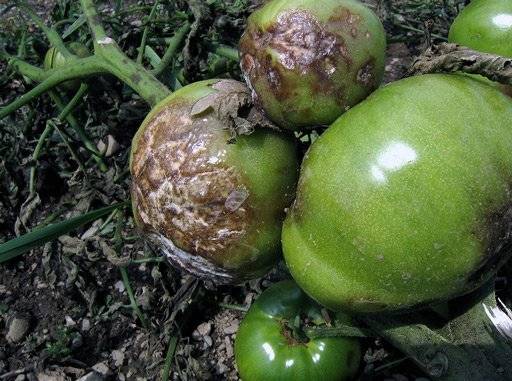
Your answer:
[449,0,512,96]
[282,74,512,313]
[130,79,299,284]
[43,42,90,90]
[239,0,386,130]
[449,0,512,58]
[235,280,361,381]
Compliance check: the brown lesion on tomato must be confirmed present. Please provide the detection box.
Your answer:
[466,193,512,288]
[356,57,377,90]
[328,7,362,34]
[130,86,256,268]
[240,10,353,109]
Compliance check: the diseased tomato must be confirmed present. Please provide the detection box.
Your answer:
[282,74,512,313]
[239,0,386,130]
[130,79,299,284]
[235,280,361,381]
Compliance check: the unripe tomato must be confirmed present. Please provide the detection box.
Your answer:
[235,280,361,381]
[449,0,512,96]
[282,74,512,313]
[130,79,299,284]
[449,0,512,58]
[43,42,90,90]
[239,0,386,130]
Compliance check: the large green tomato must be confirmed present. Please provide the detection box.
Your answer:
[131,79,299,284]
[282,74,512,313]
[239,0,386,130]
[235,280,361,381]
[449,0,512,58]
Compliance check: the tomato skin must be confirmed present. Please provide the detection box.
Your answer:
[449,0,512,58]
[239,0,386,130]
[235,280,361,381]
[282,74,512,313]
[130,80,299,283]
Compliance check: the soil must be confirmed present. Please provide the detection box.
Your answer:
[0,1,463,380]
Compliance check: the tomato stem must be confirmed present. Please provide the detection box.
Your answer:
[80,0,171,106]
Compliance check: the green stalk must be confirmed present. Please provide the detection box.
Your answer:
[49,88,107,171]
[29,123,55,195]
[29,83,101,195]
[305,324,371,339]
[80,0,171,105]
[120,266,149,329]
[162,335,179,381]
[137,0,160,64]
[3,54,47,82]
[213,44,239,62]
[152,22,191,77]
[0,56,106,119]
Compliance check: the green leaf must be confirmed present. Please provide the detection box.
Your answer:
[0,201,128,264]
[62,14,87,40]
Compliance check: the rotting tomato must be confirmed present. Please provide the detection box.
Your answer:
[239,0,386,130]
[130,79,299,284]
[449,0,512,58]
[235,280,361,381]
[44,42,90,90]
[282,74,512,313]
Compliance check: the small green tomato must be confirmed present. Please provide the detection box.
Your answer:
[130,79,299,284]
[235,280,361,381]
[240,0,386,130]
[43,42,90,90]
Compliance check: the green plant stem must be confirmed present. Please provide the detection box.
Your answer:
[137,0,160,64]
[80,0,171,105]
[53,122,87,173]
[28,84,101,194]
[130,257,165,264]
[5,55,47,82]
[152,22,191,77]
[218,303,248,312]
[120,266,149,328]
[29,123,55,195]
[48,88,107,171]
[0,56,105,119]
[213,44,239,62]
[162,335,179,381]
[114,209,149,329]
[305,324,372,339]
[17,1,71,57]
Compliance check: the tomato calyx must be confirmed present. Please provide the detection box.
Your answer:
[279,315,310,346]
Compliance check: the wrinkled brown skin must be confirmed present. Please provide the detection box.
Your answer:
[240,0,386,129]
[130,79,299,284]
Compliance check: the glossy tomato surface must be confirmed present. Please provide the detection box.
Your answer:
[239,0,386,130]
[131,79,299,284]
[282,74,512,313]
[449,0,512,57]
[235,280,361,380]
